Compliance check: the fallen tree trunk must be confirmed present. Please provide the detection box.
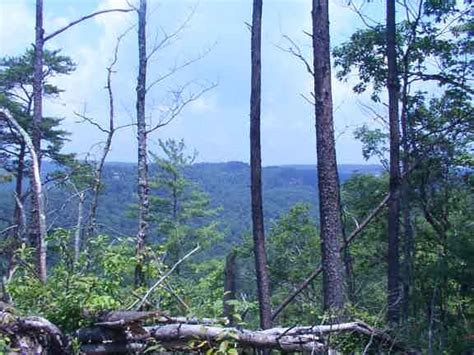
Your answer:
[0,310,67,354]
[2,308,402,353]
[76,312,402,353]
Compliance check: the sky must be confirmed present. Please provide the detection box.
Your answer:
[0,0,387,165]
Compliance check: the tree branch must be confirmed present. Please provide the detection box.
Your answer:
[44,8,133,42]
[146,81,217,134]
[272,193,391,320]
[129,245,200,310]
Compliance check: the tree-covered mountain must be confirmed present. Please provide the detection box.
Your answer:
[0,161,382,248]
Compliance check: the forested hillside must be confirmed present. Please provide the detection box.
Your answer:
[0,162,382,245]
[0,0,472,354]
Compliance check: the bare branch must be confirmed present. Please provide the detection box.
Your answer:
[147,45,214,92]
[348,0,379,30]
[0,225,17,235]
[44,8,133,42]
[77,319,402,353]
[276,35,313,76]
[272,193,391,320]
[146,80,217,134]
[357,100,389,127]
[147,5,197,61]
[129,245,200,310]
[300,93,315,106]
[74,111,110,134]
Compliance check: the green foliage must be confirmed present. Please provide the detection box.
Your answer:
[0,334,11,353]
[333,1,472,101]
[0,48,76,169]
[354,125,388,166]
[180,259,225,318]
[149,139,222,267]
[7,230,165,332]
[234,203,322,325]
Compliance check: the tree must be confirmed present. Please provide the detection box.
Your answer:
[333,0,472,347]
[386,0,401,324]
[149,139,221,271]
[0,49,76,237]
[26,0,132,281]
[132,0,214,287]
[312,0,345,314]
[249,0,272,329]
[135,0,148,287]
[0,49,76,282]
[0,108,46,281]
[72,31,132,239]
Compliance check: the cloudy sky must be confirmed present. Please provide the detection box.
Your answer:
[0,0,386,165]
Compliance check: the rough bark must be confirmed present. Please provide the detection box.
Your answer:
[386,0,401,324]
[250,0,272,330]
[312,0,345,313]
[135,0,149,287]
[1,109,46,282]
[31,0,47,282]
[223,250,236,324]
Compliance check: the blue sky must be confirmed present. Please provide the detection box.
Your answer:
[0,0,387,165]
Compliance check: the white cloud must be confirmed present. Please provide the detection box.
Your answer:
[0,0,34,55]
[2,0,384,164]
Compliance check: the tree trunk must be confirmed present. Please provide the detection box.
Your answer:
[87,48,117,237]
[341,213,354,302]
[32,0,43,159]
[30,0,47,282]
[74,192,85,264]
[400,54,413,325]
[311,0,345,313]
[1,108,46,282]
[386,0,401,324]
[250,0,272,330]
[135,0,149,287]
[223,250,236,324]
[12,143,26,241]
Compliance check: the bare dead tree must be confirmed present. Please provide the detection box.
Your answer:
[249,0,272,330]
[75,314,403,353]
[74,31,133,238]
[132,1,216,287]
[30,0,133,281]
[135,0,148,287]
[70,185,88,264]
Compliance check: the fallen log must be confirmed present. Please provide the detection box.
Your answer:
[2,308,402,353]
[0,310,67,354]
[147,323,326,352]
[76,315,402,353]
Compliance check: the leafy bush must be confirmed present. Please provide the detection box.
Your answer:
[7,230,165,332]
